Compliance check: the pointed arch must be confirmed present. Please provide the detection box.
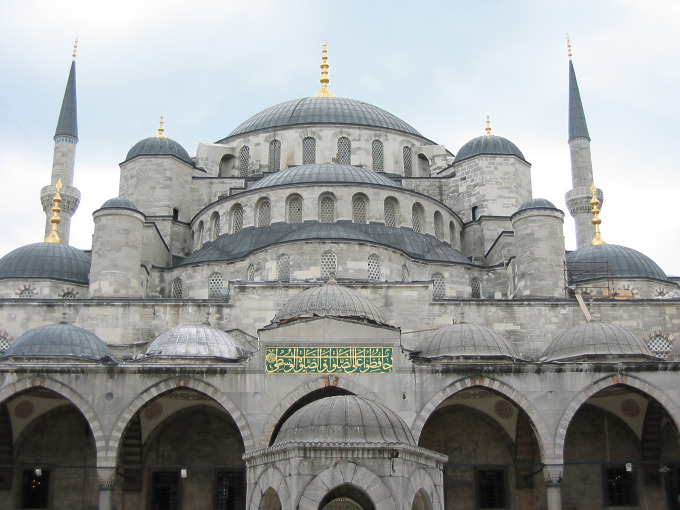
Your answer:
[248,466,291,510]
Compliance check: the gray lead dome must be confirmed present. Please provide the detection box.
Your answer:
[566,244,668,283]
[411,324,520,361]
[249,163,401,190]
[145,324,248,361]
[455,135,525,163]
[125,136,192,164]
[0,242,91,284]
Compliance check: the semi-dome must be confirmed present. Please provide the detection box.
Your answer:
[566,244,667,283]
[145,324,248,361]
[99,196,140,211]
[274,395,415,445]
[2,323,115,362]
[0,243,91,284]
[454,135,525,163]
[124,136,192,164]
[222,97,422,140]
[248,163,401,190]
[517,198,557,212]
[540,321,657,362]
[411,323,521,361]
[274,280,386,325]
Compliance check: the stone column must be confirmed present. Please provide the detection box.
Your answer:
[544,464,563,510]
[97,467,116,510]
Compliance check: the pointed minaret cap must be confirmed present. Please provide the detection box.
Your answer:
[55,38,79,141]
[568,36,590,141]
[44,179,63,244]
[313,41,337,98]
[589,183,606,246]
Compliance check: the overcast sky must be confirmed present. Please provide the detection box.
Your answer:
[1,0,679,276]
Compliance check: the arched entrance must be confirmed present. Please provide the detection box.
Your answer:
[319,485,375,510]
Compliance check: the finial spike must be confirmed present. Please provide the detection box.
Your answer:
[72,35,79,61]
[44,179,63,244]
[566,33,572,60]
[155,116,165,138]
[313,41,337,98]
[589,182,606,245]
[485,115,493,136]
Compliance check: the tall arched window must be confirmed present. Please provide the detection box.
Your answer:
[471,277,482,299]
[403,146,413,177]
[321,251,337,280]
[384,198,398,227]
[320,195,335,223]
[268,139,281,171]
[418,154,430,176]
[337,137,351,165]
[257,199,271,227]
[196,221,204,248]
[372,140,384,172]
[412,203,425,233]
[219,154,236,177]
[432,273,445,299]
[210,212,221,240]
[401,264,410,282]
[239,146,250,177]
[171,278,183,298]
[208,273,223,298]
[367,254,381,281]
[434,211,444,241]
[303,137,316,164]
[352,195,367,224]
[277,254,290,282]
[287,195,303,223]
[231,204,244,233]
[449,221,456,247]
[247,264,255,281]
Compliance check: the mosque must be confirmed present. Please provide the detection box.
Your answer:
[0,40,679,510]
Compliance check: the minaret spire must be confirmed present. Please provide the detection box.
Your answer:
[313,41,336,98]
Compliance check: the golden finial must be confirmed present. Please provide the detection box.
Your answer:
[485,115,493,136]
[589,182,606,245]
[44,179,63,244]
[566,33,572,60]
[313,41,336,98]
[155,116,165,138]
[72,36,79,61]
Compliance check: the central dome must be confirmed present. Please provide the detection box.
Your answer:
[249,163,401,190]
[221,97,422,140]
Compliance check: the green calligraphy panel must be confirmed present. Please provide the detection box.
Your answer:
[265,346,393,374]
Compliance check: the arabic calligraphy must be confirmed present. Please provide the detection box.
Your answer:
[265,346,393,374]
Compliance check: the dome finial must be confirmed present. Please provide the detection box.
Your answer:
[566,33,572,60]
[485,115,493,136]
[313,41,336,98]
[72,35,79,61]
[44,179,63,244]
[155,116,165,138]
[589,182,606,245]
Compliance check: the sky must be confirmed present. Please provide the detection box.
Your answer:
[1,0,679,275]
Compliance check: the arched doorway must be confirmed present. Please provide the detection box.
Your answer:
[319,484,375,510]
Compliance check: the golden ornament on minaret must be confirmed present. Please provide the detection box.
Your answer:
[45,179,63,244]
[589,183,606,246]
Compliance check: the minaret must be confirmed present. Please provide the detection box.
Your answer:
[564,37,603,249]
[40,37,81,244]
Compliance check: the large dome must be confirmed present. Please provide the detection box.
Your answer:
[274,395,415,445]
[0,243,91,284]
[274,280,386,325]
[124,136,192,164]
[566,244,667,283]
[145,324,248,361]
[248,163,401,190]
[411,324,521,361]
[221,97,422,140]
[454,135,525,163]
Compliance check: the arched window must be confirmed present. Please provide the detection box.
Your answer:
[319,195,335,223]
[257,199,271,227]
[287,195,303,223]
[449,221,456,247]
[247,264,255,281]
[372,140,384,172]
[195,221,204,248]
[19,288,35,299]
[171,278,183,298]
[321,251,337,280]
[367,254,381,281]
[471,277,481,299]
[432,273,445,299]
[268,139,281,171]
[434,211,444,241]
[648,335,672,359]
[418,154,430,176]
[210,212,221,240]
[352,195,367,224]
[401,264,410,282]
[231,204,244,233]
[303,137,316,164]
[337,137,351,165]
[277,254,290,282]
[61,291,76,299]
[403,146,413,177]
[218,154,236,177]
[239,146,250,177]
[208,273,223,298]
[472,205,480,221]
[412,203,425,233]
[384,198,398,227]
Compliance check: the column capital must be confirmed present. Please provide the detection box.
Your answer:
[543,464,563,487]
[97,466,117,488]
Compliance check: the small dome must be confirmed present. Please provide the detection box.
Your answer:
[99,196,140,211]
[2,323,114,362]
[567,244,667,283]
[145,324,248,360]
[517,198,557,212]
[454,135,525,163]
[248,163,401,190]
[540,321,657,362]
[124,136,192,164]
[274,280,386,325]
[0,243,91,284]
[411,324,520,361]
[274,395,415,445]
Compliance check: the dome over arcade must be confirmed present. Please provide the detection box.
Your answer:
[99,196,140,211]
[273,280,386,325]
[274,395,415,445]
[2,323,115,362]
[454,123,525,163]
[145,324,248,361]
[248,163,401,190]
[0,242,91,284]
[516,198,557,212]
[410,323,521,361]
[540,321,657,362]
[566,244,668,283]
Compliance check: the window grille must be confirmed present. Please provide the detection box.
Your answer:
[434,212,443,240]
[321,251,337,280]
[303,137,316,164]
[213,214,221,238]
[151,472,180,510]
[384,199,397,227]
[372,140,384,172]
[171,278,183,298]
[471,277,481,299]
[62,292,75,299]
[412,204,424,233]
[368,254,380,281]
[277,254,290,282]
[353,196,367,224]
[477,469,505,509]
[337,137,351,164]
[605,467,635,506]
[320,196,335,223]
[19,288,34,299]
[247,265,255,281]
[208,273,223,298]
[232,205,243,233]
[403,146,413,177]
[288,197,303,223]
[402,264,409,282]
[22,469,49,509]
[239,146,250,177]
[269,139,281,171]
[0,337,9,354]
[258,200,271,227]
[433,273,445,299]
[215,471,245,510]
[648,335,672,359]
